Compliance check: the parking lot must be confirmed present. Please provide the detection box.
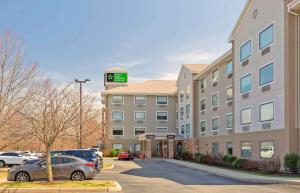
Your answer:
[97,158,300,193]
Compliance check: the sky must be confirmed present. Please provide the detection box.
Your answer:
[0,0,247,100]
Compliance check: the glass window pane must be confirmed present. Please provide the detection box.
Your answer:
[240,40,251,61]
[226,61,233,74]
[200,99,206,110]
[240,74,252,93]
[186,124,190,134]
[241,142,252,158]
[241,108,252,125]
[135,128,145,136]
[112,111,123,120]
[200,121,206,132]
[112,96,123,104]
[112,144,122,149]
[260,141,274,158]
[212,93,219,106]
[181,125,185,134]
[186,104,190,115]
[200,78,206,89]
[259,24,274,50]
[135,112,146,121]
[212,143,219,154]
[212,118,219,130]
[135,96,146,105]
[227,114,233,129]
[157,112,168,120]
[227,142,233,155]
[260,102,274,122]
[180,107,184,117]
[260,63,274,86]
[112,127,123,136]
[226,87,233,101]
[157,127,168,133]
[157,96,168,105]
[212,69,219,83]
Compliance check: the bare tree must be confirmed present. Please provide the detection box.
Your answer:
[19,80,79,182]
[0,32,37,150]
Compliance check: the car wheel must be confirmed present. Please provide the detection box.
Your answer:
[15,172,30,182]
[0,161,5,168]
[71,171,85,181]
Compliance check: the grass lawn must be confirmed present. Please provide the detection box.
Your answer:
[0,181,116,188]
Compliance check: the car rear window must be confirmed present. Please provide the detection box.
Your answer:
[79,151,96,158]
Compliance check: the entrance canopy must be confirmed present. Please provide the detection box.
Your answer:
[137,133,182,141]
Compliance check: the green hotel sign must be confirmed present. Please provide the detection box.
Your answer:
[106,72,128,83]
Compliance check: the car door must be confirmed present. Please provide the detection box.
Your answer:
[10,153,22,164]
[58,157,77,179]
[51,157,62,179]
[31,161,47,180]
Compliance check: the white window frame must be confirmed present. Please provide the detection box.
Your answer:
[156,127,168,133]
[258,22,275,51]
[259,62,275,87]
[200,76,206,89]
[240,107,252,125]
[200,97,206,112]
[211,116,219,131]
[156,96,168,105]
[240,39,252,62]
[211,91,219,107]
[200,120,206,133]
[111,126,124,136]
[134,127,146,136]
[226,85,233,102]
[226,113,233,130]
[259,100,275,123]
[156,111,168,121]
[211,68,219,85]
[111,95,124,104]
[134,96,146,105]
[240,73,252,94]
[111,110,124,121]
[134,111,146,121]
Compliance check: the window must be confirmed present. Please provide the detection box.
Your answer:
[212,117,219,131]
[227,142,233,155]
[226,114,233,129]
[180,107,184,118]
[156,111,168,121]
[259,24,274,50]
[156,127,168,133]
[135,96,146,105]
[240,40,251,61]
[212,143,219,155]
[212,93,219,107]
[259,63,274,86]
[134,128,146,136]
[186,104,190,115]
[112,127,123,136]
[240,74,252,93]
[226,86,233,101]
[226,60,233,75]
[200,120,206,132]
[200,77,206,89]
[200,99,206,111]
[259,101,274,122]
[260,141,274,158]
[186,86,191,96]
[135,144,141,152]
[186,124,190,134]
[112,111,124,120]
[112,144,122,150]
[157,96,168,105]
[180,125,185,135]
[212,69,219,84]
[112,96,123,104]
[180,90,184,99]
[241,107,252,125]
[241,142,252,158]
[134,111,146,121]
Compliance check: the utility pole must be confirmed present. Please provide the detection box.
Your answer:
[75,79,90,149]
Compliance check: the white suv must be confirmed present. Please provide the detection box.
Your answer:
[0,152,32,167]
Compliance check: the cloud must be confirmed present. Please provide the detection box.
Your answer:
[105,59,146,69]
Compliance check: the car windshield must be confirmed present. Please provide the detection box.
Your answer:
[81,151,96,158]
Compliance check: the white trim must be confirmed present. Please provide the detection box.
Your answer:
[134,95,147,105]
[240,106,253,125]
[111,110,124,121]
[111,126,124,136]
[259,61,275,87]
[258,100,275,123]
[240,39,252,62]
[156,127,169,132]
[240,73,252,94]
[156,111,168,121]
[134,111,146,121]
[211,67,219,86]
[211,91,219,107]
[226,85,233,102]
[211,116,219,131]
[258,22,276,51]
[134,127,146,136]
[156,95,168,105]
[111,95,124,105]
[226,113,233,130]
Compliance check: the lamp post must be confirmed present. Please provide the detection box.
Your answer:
[75,78,90,149]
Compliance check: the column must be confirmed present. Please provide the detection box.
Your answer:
[146,139,152,159]
[168,139,174,158]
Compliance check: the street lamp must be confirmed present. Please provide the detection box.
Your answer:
[75,79,90,149]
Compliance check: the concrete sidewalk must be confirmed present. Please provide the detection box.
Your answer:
[165,159,300,185]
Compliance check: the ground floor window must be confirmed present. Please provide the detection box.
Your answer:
[260,141,274,158]
[156,127,168,133]
[112,144,122,150]
[227,142,233,155]
[241,142,252,158]
[135,144,141,152]
[212,143,219,155]
[186,124,190,134]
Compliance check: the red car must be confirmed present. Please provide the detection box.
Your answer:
[118,152,134,160]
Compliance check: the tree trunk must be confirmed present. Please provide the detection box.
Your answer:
[46,145,53,182]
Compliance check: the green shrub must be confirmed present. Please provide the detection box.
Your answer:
[109,149,120,157]
[222,154,237,163]
[297,158,300,173]
[182,151,193,160]
[284,152,299,173]
[195,153,205,163]
[232,158,245,168]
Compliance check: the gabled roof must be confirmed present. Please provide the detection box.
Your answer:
[102,80,177,95]
[228,0,253,42]
[182,64,209,73]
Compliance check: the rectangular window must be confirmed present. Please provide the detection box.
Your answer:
[134,96,146,105]
[259,63,274,86]
[226,86,233,101]
[180,107,184,117]
[240,40,251,61]
[226,60,233,75]
[226,114,233,129]
[186,86,191,95]
[157,127,168,133]
[241,142,252,158]
[259,101,274,122]
[212,69,219,84]
[134,128,146,136]
[212,143,219,155]
[112,96,123,104]
[156,111,168,121]
[180,90,184,99]
[180,125,185,135]
[212,93,219,107]
[240,74,252,93]
[200,99,206,111]
[157,96,168,105]
[112,127,123,136]
[212,117,219,131]
[260,141,274,158]
[259,24,274,50]
[112,144,122,150]
[186,104,190,115]
[186,124,190,134]
[241,107,252,125]
[200,77,206,89]
[134,112,146,121]
[227,142,233,155]
[200,120,206,132]
[112,111,124,120]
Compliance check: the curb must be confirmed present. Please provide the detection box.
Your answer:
[165,159,300,185]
